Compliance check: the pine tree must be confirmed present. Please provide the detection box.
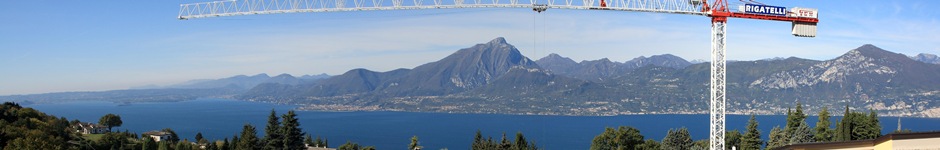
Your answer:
[305,135,315,147]
[472,130,485,150]
[835,105,852,141]
[788,119,814,144]
[740,115,762,150]
[221,138,230,150]
[230,136,239,150]
[511,132,529,150]
[813,107,833,142]
[500,133,511,149]
[725,130,742,150]
[766,126,787,150]
[661,128,692,150]
[281,110,306,149]
[237,124,259,150]
[262,110,282,150]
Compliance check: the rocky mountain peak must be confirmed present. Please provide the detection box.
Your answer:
[912,53,940,64]
[487,37,508,45]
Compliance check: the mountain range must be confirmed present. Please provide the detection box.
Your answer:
[3,37,939,117]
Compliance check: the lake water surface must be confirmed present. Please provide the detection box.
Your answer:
[28,99,940,150]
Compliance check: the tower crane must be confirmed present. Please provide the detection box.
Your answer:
[179,0,818,149]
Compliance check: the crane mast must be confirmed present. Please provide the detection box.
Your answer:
[179,0,819,149]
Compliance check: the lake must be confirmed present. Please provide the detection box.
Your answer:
[28,99,940,150]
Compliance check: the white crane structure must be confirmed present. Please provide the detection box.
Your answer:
[179,0,819,149]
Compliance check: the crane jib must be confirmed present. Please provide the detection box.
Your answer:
[743,4,787,16]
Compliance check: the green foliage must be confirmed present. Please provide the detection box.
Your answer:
[158,141,172,150]
[237,124,260,150]
[339,141,361,150]
[785,103,807,138]
[281,110,306,149]
[661,127,692,150]
[221,138,231,150]
[788,119,814,144]
[834,106,883,141]
[0,102,74,149]
[691,140,709,150]
[176,139,193,150]
[305,134,315,147]
[311,136,329,148]
[635,139,660,150]
[142,136,158,150]
[410,135,421,150]
[766,126,787,150]
[99,113,124,131]
[813,107,833,142]
[470,131,539,150]
[725,130,742,150]
[262,109,282,150]
[362,146,377,150]
[195,132,205,144]
[161,128,180,143]
[589,126,644,150]
[740,115,762,150]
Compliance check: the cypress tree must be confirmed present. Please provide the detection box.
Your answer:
[868,109,881,138]
[262,110,282,150]
[281,111,306,149]
[740,115,762,150]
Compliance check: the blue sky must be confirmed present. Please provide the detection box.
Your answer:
[1,0,938,95]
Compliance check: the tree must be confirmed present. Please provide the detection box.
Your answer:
[785,103,807,137]
[262,110,282,150]
[221,138,231,150]
[661,127,692,150]
[305,134,315,147]
[142,136,158,150]
[362,146,377,150]
[590,126,644,150]
[237,124,260,150]
[868,109,882,138]
[500,133,511,149]
[788,119,814,144]
[472,130,485,150]
[281,110,306,149]
[813,107,833,142]
[97,132,131,149]
[99,113,123,131]
[691,140,709,150]
[740,115,762,150]
[635,139,661,150]
[410,135,421,150]
[725,130,742,150]
[176,139,193,150]
[510,132,530,150]
[161,128,181,143]
[196,132,205,144]
[230,136,239,150]
[766,126,788,150]
[339,141,361,150]
[158,141,172,150]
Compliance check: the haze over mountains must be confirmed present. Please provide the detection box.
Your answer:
[3,37,939,117]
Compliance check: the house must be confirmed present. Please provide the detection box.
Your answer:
[776,131,940,150]
[74,122,109,134]
[142,131,173,142]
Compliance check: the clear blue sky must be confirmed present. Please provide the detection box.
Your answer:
[1,0,938,95]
